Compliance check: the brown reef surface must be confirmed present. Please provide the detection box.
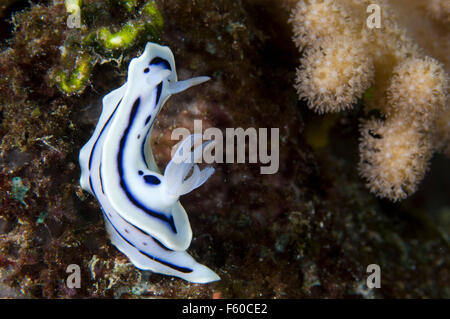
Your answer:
[0,0,448,298]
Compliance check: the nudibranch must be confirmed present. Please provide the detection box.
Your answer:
[79,42,220,283]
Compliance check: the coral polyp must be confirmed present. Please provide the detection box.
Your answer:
[386,57,447,128]
[295,36,373,113]
[289,0,449,201]
[359,118,432,201]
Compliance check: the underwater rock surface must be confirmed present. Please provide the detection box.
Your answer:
[0,0,448,298]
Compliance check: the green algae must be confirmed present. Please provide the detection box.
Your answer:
[56,54,93,95]
[119,0,139,12]
[54,0,164,95]
[98,22,144,50]
[142,1,164,29]
[64,0,82,12]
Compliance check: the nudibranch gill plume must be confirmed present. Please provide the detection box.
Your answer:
[79,42,220,283]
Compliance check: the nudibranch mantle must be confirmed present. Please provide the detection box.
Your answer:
[79,42,219,283]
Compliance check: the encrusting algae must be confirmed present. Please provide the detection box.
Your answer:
[54,0,163,95]
[289,0,449,201]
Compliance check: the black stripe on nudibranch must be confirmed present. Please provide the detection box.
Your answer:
[150,57,171,71]
[88,98,122,195]
[99,163,105,194]
[141,125,150,165]
[155,82,163,106]
[139,249,192,273]
[132,222,174,252]
[89,177,94,194]
[102,211,192,273]
[88,98,122,171]
[141,82,163,164]
[141,83,161,163]
[151,236,174,251]
[117,97,177,233]
[101,203,174,254]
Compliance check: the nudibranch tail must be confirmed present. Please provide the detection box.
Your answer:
[79,42,219,283]
[103,205,220,284]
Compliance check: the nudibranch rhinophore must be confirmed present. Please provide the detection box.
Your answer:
[79,42,220,283]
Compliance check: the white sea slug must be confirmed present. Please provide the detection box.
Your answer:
[79,42,220,283]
